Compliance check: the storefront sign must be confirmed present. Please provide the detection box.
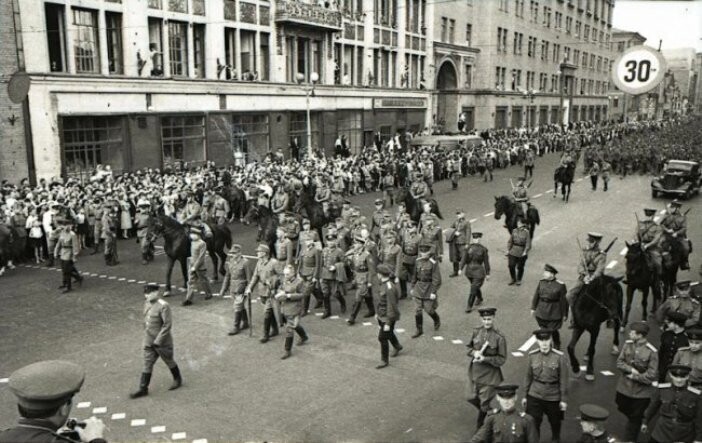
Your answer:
[275,0,342,30]
[373,98,427,109]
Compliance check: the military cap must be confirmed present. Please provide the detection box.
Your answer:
[343,200,351,205]
[587,232,603,241]
[578,404,609,422]
[377,264,394,277]
[471,232,483,238]
[668,364,691,377]
[456,210,465,217]
[533,328,553,340]
[629,321,650,335]
[478,307,497,317]
[676,280,691,290]
[144,283,160,293]
[255,244,270,254]
[494,384,519,398]
[670,199,682,207]
[643,208,657,216]
[227,244,242,255]
[544,263,558,274]
[685,327,702,341]
[666,311,688,326]
[374,198,383,205]
[9,361,85,410]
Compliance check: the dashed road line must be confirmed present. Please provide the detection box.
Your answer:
[533,193,543,198]
[130,419,146,427]
[451,339,463,345]
[511,351,524,357]
[172,432,187,440]
[606,260,618,269]
[545,189,553,193]
[396,328,406,333]
[192,439,208,443]
[469,218,478,223]
[620,247,628,256]
[92,407,107,414]
[76,402,91,408]
[362,322,372,326]
[0,378,8,383]
[111,413,126,420]
[483,212,494,217]
[600,370,615,376]
[432,336,444,341]
[151,426,166,433]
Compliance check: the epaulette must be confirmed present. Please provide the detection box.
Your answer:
[429,258,436,264]
[646,342,657,352]
[386,281,392,289]
[625,339,634,344]
[688,386,701,395]
[656,383,670,388]
[556,279,564,284]
[552,349,564,356]
[677,346,690,352]
[529,349,539,354]
[691,281,699,286]
[519,412,526,417]
[157,299,166,305]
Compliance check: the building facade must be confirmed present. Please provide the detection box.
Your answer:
[608,27,646,121]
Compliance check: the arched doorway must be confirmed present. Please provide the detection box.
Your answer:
[435,60,458,132]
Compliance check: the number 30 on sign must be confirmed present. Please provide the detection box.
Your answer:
[611,45,667,95]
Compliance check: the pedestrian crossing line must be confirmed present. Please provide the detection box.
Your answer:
[76,402,91,408]
[172,432,187,440]
[92,407,107,414]
[451,339,463,345]
[432,336,444,341]
[130,419,146,427]
[620,247,628,256]
[511,352,524,357]
[151,426,166,434]
[533,193,543,198]
[483,212,494,217]
[606,260,618,269]
[111,413,126,420]
[469,218,478,223]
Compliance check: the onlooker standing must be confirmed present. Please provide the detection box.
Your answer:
[54,218,82,294]
[26,207,44,264]
[182,227,213,306]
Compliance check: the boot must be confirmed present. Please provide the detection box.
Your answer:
[168,365,182,390]
[269,315,279,338]
[450,262,459,277]
[336,293,347,313]
[260,314,271,343]
[281,337,293,360]
[240,310,249,330]
[363,297,375,318]
[142,252,148,266]
[228,312,241,335]
[302,294,311,317]
[295,326,308,345]
[346,301,361,325]
[321,297,332,319]
[129,373,151,399]
[104,255,111,266]
[429,312,441,330]
[376,340,389,369]
[411,314,423,338]
[466,292,476,313]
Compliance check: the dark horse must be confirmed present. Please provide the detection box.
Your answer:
[567,275,623,381]
[661,238,687,299]
[554,163,575,202]
[148,215,232,295]
[0,225,25,276]
[243,204,278,252]
[493,195,540,238]
[222,183,247,222]
[294,184,335,242]
[395,187,443,224]
[623,241,661,326]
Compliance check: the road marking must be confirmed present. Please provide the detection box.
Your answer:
[545,189,553,193]
[600,370,615,376]
[606,260,618,269]
[0,378,8,383]
[172,432,187,440]
[432,336,444,341]
[108,276,116,280]
[111,413,126,420]
[330,315,339,320]
[577,178,584,182]
[315,312,323,316]
[533,193,542,198]
[518,335,537,352]
[405,428,413,434]
[92,407,107,414]
[362,322,372,326]
[118,277,126,281]
[90,273,98,277]
[511,351,524,357]
[659,209,666,214]
[151,426,166,433]
[99,275,107,278]
[130,419,146,427]
[620,247,628,256]
[483,212,494,217]
[128,279,135,283]
[192,440,208,443]
[138,280,146,284]
[396,328,406,333]
[76,402,91,408]
[223,295,232,299]
[451,339,463,345]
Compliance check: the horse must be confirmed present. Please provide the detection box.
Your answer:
[493,195,540,237]
[0,225,25,277]
[243,204,277,252]
[554,163,575,202]
[148,214,232,295]
[294,184,331,242]
[567,275,623,381]
[395,187,443,224]
[661,238,687,299]
[222,183,246,222]
[623,241,661,326]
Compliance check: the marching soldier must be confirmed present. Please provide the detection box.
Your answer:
[91,197,104,255]
[530,264,567,349]
[507,217,531,286]
[275,264,309,360]
[297,218,320,256]
[370,199,385,242]
[523,329,569,443]
[334,217,352,253]
[314,179,332,217]
[134,199,154,265]
[245,244,281,343]
[660,199,690,270]
[589,161,600,191]
[448,210,471,278]
[378,211,396,241]
[420,215,443,261]
[567,232,607,322]
[281,212,301,257]
[466,307,508,428]
[102,205,119,266]
[576,404,617,443]
[379,231,402,284]
[410,243,441,337]
[375,264,403,369]
[319,233,347,319]
[409,171,429,204]
[672,327,702,387]
[635,208,663,277]
[458,232,491,313]
[641,365,702,443]
[273,227,294,273]
[54,218,83,294]
[449,153,461,190]
[182,227,213,306]
[130,284,182,399]
[219,245,251,336]
[398,221,421,299]
[615,321,658,442]
[600,160,612,192]
[656,280,701,328]
[658,311,690,382]
[347,233,376,325]
[470,384,538,443]
[298,238,321,316]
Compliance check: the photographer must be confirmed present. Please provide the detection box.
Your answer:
[0,360,106,443]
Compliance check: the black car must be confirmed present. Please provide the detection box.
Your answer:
[651,160,701,199]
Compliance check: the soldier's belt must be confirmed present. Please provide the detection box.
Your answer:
[402,250,417,256]
[539,298,559,303]
[355,268,368,272]
[513,242,526,247]
[418,278,433,282]
[534,378,559,385]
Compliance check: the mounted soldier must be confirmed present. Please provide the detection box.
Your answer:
[135,197,155,265]
[660,199,690,270]
[567,232,607,325]
[634,208,662,278]
[511,176,531,220]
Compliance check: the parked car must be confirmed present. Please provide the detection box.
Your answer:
[651,160,701,199]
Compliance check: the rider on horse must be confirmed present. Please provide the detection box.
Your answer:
[135,196,155,265]
[409,171,429,207]
[511,176,531,219]
[660,199,690,270]
[635,208,663,277]
[183,193,213,239]
[314,177,332,218]
[567,232,607,324]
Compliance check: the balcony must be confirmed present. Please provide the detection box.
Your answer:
[275,0,342,31]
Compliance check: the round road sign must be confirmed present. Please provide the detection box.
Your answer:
[611,45,667,95]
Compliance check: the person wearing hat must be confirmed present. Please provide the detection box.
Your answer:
[379,231,402,285]
[577,404,615,443]
[54,218,83,294]
[334,217,352,253]
[410,242,441,337]
[381,165,396,206]
[447,210,471,278]
[88,198,102,255]
[656,280,701,328]
[246,244,282,342]
[219,244,251,335]
[523,329,569,442]
[567,232,607,322]
[130,284,183,399]
[273,227,294,273]
[182,227,213,306]
[599,159,612,192]
[0,360,107,443]
[448,152,461,190]
[212,190,230,225]
[524,147,535,179]
[420,215,443,261]
[43,202,60,267]
[101,205,119,266]
[469,384,538,443]
[658,311,691,382]
[458,232,491,313]
[466,307,507,428]
[673,327,702,387]
[274,264,309,360]
[506,216,531,286]
[409,170,429,204]
[370,199,385,242]
[634,207,663,278]
[660,199,690,270]
[298,238,321,316]
[319,233,347,319]
[346,232,376,325]
[530,264,567,349]
[615,321,658,442]
[378,211,396,241]
[297,218,320,257]
[375,263,403,369]
[641,365,702,442]
[511,176,531,219]
[398,221,421,300]
[134,200,154,265]
[280,212,301,257]
[314,180,332,217]
[588,160,600,191]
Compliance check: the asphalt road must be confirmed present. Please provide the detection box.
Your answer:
[1,152,701,443]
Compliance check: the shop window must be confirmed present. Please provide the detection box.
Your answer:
[105,12,123,74]
[378,125,393,145]
[193,24,205,78]
[161,116,206,166]
[168,20,188,76]
[232,114,270,161]
[46,3,67,72]
[62,116,124,178]
[73,8,100,73]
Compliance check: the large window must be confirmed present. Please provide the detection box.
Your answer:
[240,30,257,79]
[62,116,124,177]
[46,3,67,72]
[260,33,270,81]
[161,116,206,166]
[168,20,188,76]
[73,8,100,73]
[232,114,270,160]
[290,112,320,154]
[193,24,205,78]
[148,18,164,76]
[337,111,363,154]
[105,12,123,74]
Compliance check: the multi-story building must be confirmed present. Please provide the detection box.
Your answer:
[662,48,698,115]
[608,27,647,121]
[430,0,614,131]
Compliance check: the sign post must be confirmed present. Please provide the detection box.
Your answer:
[611,45,667,96]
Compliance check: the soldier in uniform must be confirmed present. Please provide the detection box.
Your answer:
[470,384,538,443]
[673,327,702,388]
[130,284,182,399]
[448,210,471,277]
[298,238,321,316]
[379,229,401,276]
[246,244,281,343]
[459,232,491,313]
[319,233,347,319]
[658,311,690,382]
[576,404,616,443]
[409,171,429,204]
[134,199,154,265]
[507,217,531,286]
[102,205,119,266]
[660,199,690,270]
[370,199,385,242]
[635,208,663,278]
[466,307,508,428]
[420,215,443,261]
[314,180,332,217]
[212,189,230,225]
[182,227,213,306]
[523,329,569,442]
[347,233,376,325]
[641,365,702,443]
[399,221,421,300]
[567,232,607,322]
[54,218,83,294]
[600,160,612,192]
[219,245,251,336]
[297,218,320,256]
[615,321,658,442]
[281,212,301,257]
[410,243,441,337]
[656,280,701,328]
[0,360,106,443]
[273,227,294,273]
[530,264,568,349]
[91,197,104,255]
[511,177,530,219]
[334,217,352,254]
[275,264,309,360]
[449,153,461,190]
[375,264,403,369]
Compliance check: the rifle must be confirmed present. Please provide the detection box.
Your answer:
[603,237,617,254]
[248,289,253,337]
[634,212,642,243]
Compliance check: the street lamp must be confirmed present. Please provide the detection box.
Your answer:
[296,72,319,158]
